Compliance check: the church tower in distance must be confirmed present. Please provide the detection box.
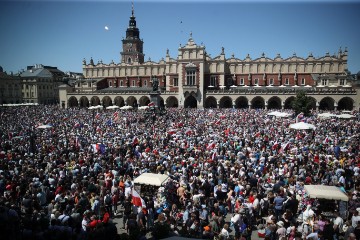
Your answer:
[120,2,144,64]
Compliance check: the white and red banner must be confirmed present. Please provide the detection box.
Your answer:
[132,189,146,207]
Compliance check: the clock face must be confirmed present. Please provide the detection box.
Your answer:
[127,43,133,47]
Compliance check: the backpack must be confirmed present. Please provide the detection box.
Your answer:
[105,194,112,205]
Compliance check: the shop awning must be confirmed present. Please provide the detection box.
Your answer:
[304,185,349,202]
[134,173,170,186]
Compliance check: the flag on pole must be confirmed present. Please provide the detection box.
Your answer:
[148,102,155,107]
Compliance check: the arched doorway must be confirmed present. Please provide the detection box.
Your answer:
[204,97,217,108]
[78,96,89,107]
[308,97,317,110]
[267,96,282,109]
[184,95,197,108]
[166,96,179,108]
[114,96,125,107]
[220,96,233,108]
[139,96,151,106]
[68,96,79,108]
[319,97,335,110]
[159,97,165,108]
[338,97,353,110]
[90,96,100,106]
[102,96,112,107]
[235,96,248,109]
[251,96,265,109]
[284,97,295,109]
[126,96,137,107]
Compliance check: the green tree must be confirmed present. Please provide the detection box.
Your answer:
[291,90,315,116]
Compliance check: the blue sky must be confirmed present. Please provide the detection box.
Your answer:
[0,0,359,74]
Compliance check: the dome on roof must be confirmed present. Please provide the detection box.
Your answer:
[0,66,3,72]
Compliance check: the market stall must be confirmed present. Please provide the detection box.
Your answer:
[303,185,349,219]
[133,173,170,197]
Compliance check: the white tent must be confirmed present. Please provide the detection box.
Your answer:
[120,106,133,110]
[336,114,355,119]
[133,173,169,186]
[304,185,349,202]
[106,105,119,110]
[36,124,53,129]
[318,112,337,118]
[88,105,103,110]
[289,122,316,130]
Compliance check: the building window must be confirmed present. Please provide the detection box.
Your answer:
[109,81,112,87]
[144,80,147,87]
[210,76,216,87]
[285,78,289,85]
[120,80,123,87]
[254,78,259,85]
[88,82,91,87]
[132,80,136,87]
[186,70,196,85]
[240,78,244,85]
[301,78,306,85]
[173,77,179,86]
[269,78,274,85]
[339,79,346,86]
[128,57,132,64]
[321,79,328,86]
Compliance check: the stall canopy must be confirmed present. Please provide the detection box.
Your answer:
[134,173,169,186]
[304,185,349,202]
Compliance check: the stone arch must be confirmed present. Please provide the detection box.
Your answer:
[308,97,317,110]
[102,96,112,107]
[68,96,79,108]
[319,97,335,111]
[235,96,249,109]
[220,96,233,108]
[251,96,265,109]
[166,96,179,108]
[284,96,295,109]
[139,96,151,106]
[90,96,100,106]
[184,91,190,98]
[79,96,89,107]
[267,96,282,109]
[184,95,197,108]
[338,97,354,111]
[159,97,165,108]
[204,96,217,108]
[126,96,137,107]
[190,91,197,98]
[114,96,125,107]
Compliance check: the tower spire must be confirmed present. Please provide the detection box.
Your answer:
[132,0,134,17]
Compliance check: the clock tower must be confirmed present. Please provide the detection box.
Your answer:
[121,2,144,64]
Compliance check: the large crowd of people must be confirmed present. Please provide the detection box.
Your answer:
[0,105,359,240]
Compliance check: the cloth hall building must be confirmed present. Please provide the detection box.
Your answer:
[59,7,359,111]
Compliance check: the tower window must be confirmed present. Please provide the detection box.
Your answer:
[254,78,259,85]
[269,78,274,85]
[285,78,289,85]
[186,70,196,85]
[132,80,136,86]
[128,57,132,64]
[240,78,244,85]
[120,80,123,87]
[210,76,216,87]
[339,79,346,85]
[144,80,147,87]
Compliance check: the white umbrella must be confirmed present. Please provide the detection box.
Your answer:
[138,106,149,110]
[277,112,292,118]
[267,111,282,116]
[304,85,312,88]
[120,106,133,110]
[336,114,355,119]
[36,124,53,129]
[318,112,337,118]
[89,105,103,110]
[289,122,316,130]
[106,105,119,110]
